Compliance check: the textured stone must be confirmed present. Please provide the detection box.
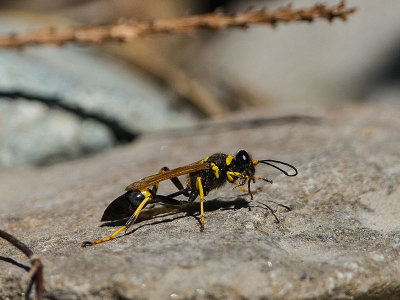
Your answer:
[1,104,400,299]
[0,15,196,167]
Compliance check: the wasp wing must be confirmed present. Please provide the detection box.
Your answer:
[125,160,209,191]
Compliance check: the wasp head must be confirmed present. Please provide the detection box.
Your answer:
[235,150,256,180]
[233,150,298,200]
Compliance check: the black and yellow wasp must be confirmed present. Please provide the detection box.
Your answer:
[82,150,297,247]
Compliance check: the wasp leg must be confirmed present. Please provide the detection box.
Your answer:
[196,177,205,231]
[166,187,191,199]
[226,171,246,182]
[82,189,152,247]
[226,171,255,199]
[188,190,199,202]
[152,167,189,196]
[231,182,250,193]
[152,193,189,206]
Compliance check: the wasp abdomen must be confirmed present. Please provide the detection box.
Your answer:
[101,190,145,222]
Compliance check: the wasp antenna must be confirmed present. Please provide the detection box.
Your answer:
[258,160,298,176]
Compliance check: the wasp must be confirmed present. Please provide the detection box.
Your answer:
[82,150,297,247]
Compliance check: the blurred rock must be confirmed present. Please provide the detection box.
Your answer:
[0,15,197,167]
[188,0,400,107]
[1,103,399,299]
[0,100,114,166]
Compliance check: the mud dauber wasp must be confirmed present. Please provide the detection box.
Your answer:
[82,150,297,247]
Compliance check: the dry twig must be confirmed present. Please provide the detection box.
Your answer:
[0,230,44,300]
[0,1,357,49]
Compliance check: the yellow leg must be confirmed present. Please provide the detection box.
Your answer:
[232,182,250,193]
[196,177,205,231]
[227,172,272,185]
[82,189,151,247]
[226,171,246,182]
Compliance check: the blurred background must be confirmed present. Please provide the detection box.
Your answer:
[0,0,399,167]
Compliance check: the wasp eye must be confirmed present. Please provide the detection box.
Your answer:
[236,150,250,165]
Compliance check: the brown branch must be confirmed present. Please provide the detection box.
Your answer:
[0,1,357,49]
[0,230,44,300]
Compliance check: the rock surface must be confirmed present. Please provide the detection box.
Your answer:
[1,104,400,299]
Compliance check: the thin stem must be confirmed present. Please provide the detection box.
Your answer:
[0,1,357,49]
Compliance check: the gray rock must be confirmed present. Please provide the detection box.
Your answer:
[1,104,400,299]
[0,16,197,167]
[0,100,114,166]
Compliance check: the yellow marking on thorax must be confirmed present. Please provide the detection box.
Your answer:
[226,155,234,166]
[210,162,220,179]
[202,156,209,163]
